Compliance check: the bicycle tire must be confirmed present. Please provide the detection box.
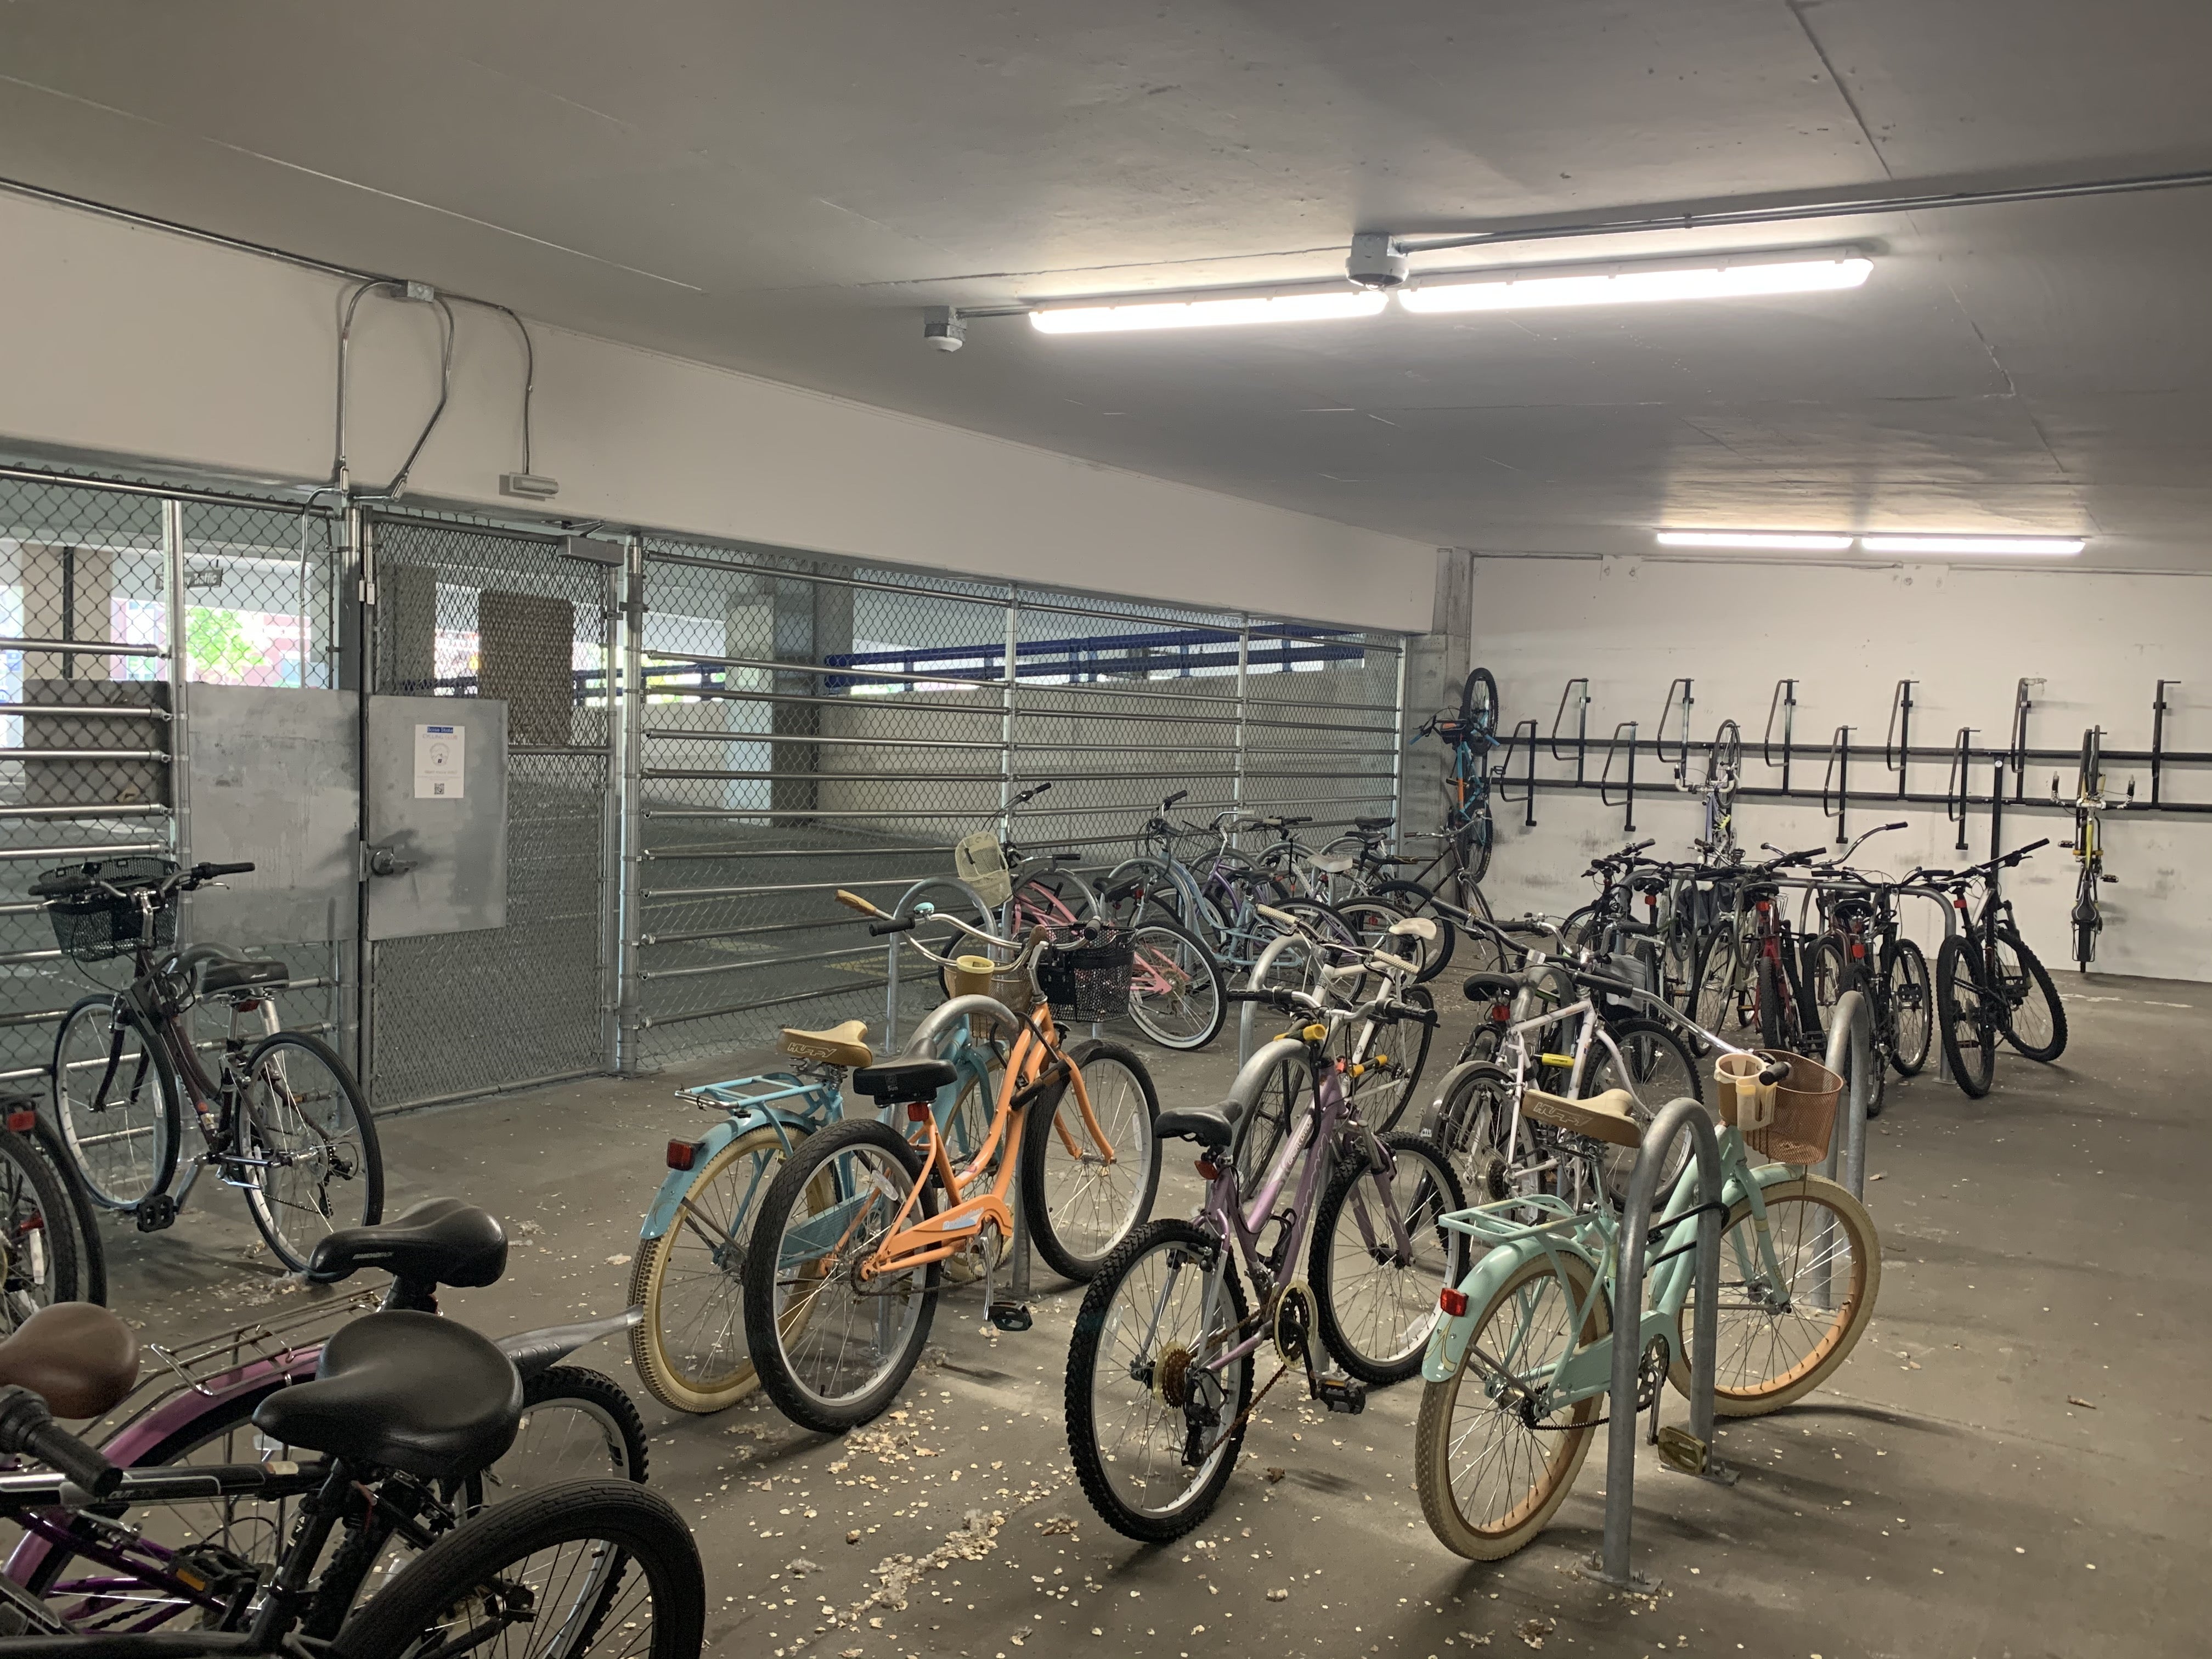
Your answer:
[327,1480,704,1659]
[238,1030,384,1272]
[1097,856,1185,929]
[741,1117,939,1433]
[1809,936,1850,1024]
[21,1117,104,1307]
[478,1365,651,1500]
[1688,927,1742,1031]
[1335,896,1454,985]
[1122,915,1227,1051]
[628,1124,796,1414]
[0,1128,81,1332]
[1229,1044,1311,1194]
[1342,983,1436,1132]
[1754,956,1786,1050]
[1883,937,1932,1078]
[1935,934,1996,1098]
[49,994,179,1212]
[1995,928,2068,1063]
[1459,810,1494,885]
[1018,1037,1160,1281]
[1064,1218,1252,1543]
[1460,667,1499,738]
[1309,1131,1466,1385]
[2073,867,2100,968]
[1420,1060,1517,1206]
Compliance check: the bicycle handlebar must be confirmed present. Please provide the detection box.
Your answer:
[0,1386,121,1499]
[835,887,1052,968]
[30,859,256,903]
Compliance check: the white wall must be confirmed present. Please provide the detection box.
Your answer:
[0,190,1434,632]
[1465,554,2211,983]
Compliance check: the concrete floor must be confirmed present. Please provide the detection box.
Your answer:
[76,974,2209,1659]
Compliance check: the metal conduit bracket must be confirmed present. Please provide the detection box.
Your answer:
[1578,1094,1729,1594]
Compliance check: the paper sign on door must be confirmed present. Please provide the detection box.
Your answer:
[414,723,465,799]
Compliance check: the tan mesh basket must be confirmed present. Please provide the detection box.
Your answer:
[1740,1048,1843,1166]
[947,952,1035,1020]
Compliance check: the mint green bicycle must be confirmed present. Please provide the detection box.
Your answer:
[1413,1048,1879,1560]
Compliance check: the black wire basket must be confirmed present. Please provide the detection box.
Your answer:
[41,857,179,963]
[1035,927,1134,1022]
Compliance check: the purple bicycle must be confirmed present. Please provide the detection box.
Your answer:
[1063,984,1467,1541]
[1,1198,648,1638]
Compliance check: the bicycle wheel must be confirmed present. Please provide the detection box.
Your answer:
[1097,856,1186,929]
[1122,917,1227,1051]
[477,1367,650,1502]
[1689,928,1743,1032]
[327,1481,704,1659]
[1754,956,1786,1049]
[1459,810,1495,886]
[1583,1018,1703,1203]
[0,1129,80,1334]
[1064,1218,1252,1543]
[2073,867,2101,968]
[1809,936,1849,1023]
[1669,1175,1880,1415]
[1460,667,1500,737]
[1229,1044,1311,1193]
[1019,1039,1160,1281]
[1414,1250,1605,1561]
[22,1117,104,1308]
[1310,1131,1466,1385]
[1341,984,1435,1132]
[1936,935,1997,1098]
[628,1124,795,1414]
[238,1030,384,1272]
[1883,938,1932,1077]
[1421,1060,1518,1205]
[1336,898,1454,984]
[50,994,178,1211]
[741,1118,939,1434]
[1994,928,2068,1063]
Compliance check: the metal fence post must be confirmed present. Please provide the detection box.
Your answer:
[162,499,190,870]
[1234,617,1251,820]
[616,534,647,1074]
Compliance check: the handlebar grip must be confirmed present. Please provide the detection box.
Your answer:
[1875,821,1908,834]
[1757,1061,1793,1086]
[27,873,90,899]
[193,861,256,878]
[833,889,879,915]
[0,1389,121,1499]
[868,916,917,937]
[1386,1000,1440,1028]
[1254,904,1299,930]
[1162,789,1188,809]
[1031,781,1052,798]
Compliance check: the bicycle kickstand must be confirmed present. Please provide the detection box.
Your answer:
[980,1224,1032,1334]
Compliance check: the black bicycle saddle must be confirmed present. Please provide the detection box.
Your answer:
[308,1197,508,1293]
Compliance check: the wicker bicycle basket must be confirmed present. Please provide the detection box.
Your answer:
[947,952,1038,1021]
[41,857,180,963]
[1734,1047,1843,1167]
[1035,927,1134,1023]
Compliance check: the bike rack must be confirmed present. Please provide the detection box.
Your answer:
[1580,1094,1729,1594]
[1821,989,1874,1201]
[1944,727,1976,851]
[1883,681,1916,799]
[1550,678,1592,783]
[1495,718,1541,827]
[2152,679,2181,806]
[879,877,1002,1048]
[1599,721,1639,832]
[2010,678,2045,804]
[1236,932,1304,1066]
[1762,679,1799,793]
[1820,725,1850,843]
[1657,678,1695,771]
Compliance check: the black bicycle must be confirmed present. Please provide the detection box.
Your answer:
[1914,840,2067,1098]
[35,856,383,1269]
[1805,852,1934,1116]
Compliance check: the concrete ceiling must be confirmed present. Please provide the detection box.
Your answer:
[4,0,2212,566]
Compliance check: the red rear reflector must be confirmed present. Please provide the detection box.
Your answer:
[5,1110,35,1133]
[1491,1003,1510,1024]
[1195,1158,1221,1181]
[906,1102,932,1122]
[665,1139,698,1171]
[1849,942,1866,959]
[1438,1287,1469,1317]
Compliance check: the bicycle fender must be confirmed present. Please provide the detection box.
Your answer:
[637,1110,814,1240]
[1421,1233,1558,1385]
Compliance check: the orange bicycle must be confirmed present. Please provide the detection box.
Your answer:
[741,891,1161,1431]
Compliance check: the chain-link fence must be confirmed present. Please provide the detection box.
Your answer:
[367,517,613,1109]
[627,544,1407,1070]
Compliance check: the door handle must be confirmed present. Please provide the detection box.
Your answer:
[367,844,419,878]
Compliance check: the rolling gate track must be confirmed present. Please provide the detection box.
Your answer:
[0,465,1407,1105]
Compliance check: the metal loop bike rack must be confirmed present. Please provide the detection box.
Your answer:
[1821,988,1874,1200]
[880,877,998,1048]
[1582,1093,1729,1593]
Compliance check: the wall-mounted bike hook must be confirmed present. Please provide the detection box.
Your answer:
[1550,677,1592,783]
[2011,676,2045,803]
[1944,727,1976,851]
[1762,679,1799,792]
[1494,717,1541,828]
[1657,677,1695,774]
[1600,720,1639,832]
[1883,679,1916,798]
[1821,725,1851,843]
[2152,679,2181,806]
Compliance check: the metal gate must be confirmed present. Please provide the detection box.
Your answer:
[622,539,1406,1070]
[364,516,614,1109]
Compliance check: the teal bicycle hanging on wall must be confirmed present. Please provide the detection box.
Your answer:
[1414,1030,1880,1561]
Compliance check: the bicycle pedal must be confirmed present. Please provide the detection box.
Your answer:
[987,1300,1033,1333]
[1316,1375,1366,1415]
[134,1194,178,1234]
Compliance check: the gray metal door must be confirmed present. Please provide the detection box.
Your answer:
[364,517,614,1110]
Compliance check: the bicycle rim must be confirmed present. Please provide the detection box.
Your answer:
[1312,1133,1465,1382]
[1023,1042,1159,1277]
[1124,921,1223,1049]
[52,998,175,1210]
[239,1033,381,1271]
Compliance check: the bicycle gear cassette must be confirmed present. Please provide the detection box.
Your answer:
[1153,1344,1194,1410]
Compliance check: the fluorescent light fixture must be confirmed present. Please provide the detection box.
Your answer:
[1859,534,2085,556]
[1656,530,1855,551]
[1401,253,1872,315]
[1030,290,1387,334]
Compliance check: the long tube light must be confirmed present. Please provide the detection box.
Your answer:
[1400,253,1871,314]
[1656,529,2086,556]
[1030,290,1386,334]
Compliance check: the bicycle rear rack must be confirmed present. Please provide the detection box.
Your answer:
[138,1290,381,1404]
[676,1073,826,1115]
